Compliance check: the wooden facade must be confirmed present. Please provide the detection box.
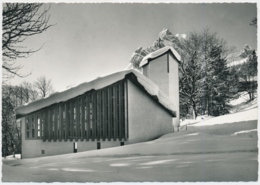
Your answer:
[24,80,128,142]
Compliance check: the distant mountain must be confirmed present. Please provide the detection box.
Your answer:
[129,28,185,68]
[227,44,254,67]
[239,44,254,58]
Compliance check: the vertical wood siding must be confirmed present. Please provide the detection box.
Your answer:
[24,80,128,141]
[54,106,57,142]
[107,88,111,141]
[59,105,63,141]
[75,98,79,141]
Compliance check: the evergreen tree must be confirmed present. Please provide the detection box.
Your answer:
[179,50,202,119]
[206,46,239,116]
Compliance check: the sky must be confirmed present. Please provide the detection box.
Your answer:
[4,1,257,92]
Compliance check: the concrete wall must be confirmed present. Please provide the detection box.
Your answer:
[169,55,180,128]
[144,54,169,96]
[20,117,122,158]
[127,80,173,144]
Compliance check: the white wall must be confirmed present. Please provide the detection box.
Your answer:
[144,54,169,96]
[169,55,180,128]
[127,80,173,144]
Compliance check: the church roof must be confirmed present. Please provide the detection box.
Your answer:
[15,69,176,118]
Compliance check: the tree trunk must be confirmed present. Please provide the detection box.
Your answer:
[207,96,210,116]
[248,91,252,101]
[192,102,198,119]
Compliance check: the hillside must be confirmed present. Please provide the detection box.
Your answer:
[180,91,257,126]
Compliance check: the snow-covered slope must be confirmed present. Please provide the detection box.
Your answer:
[181,92,258,127]
[190,107,257,127]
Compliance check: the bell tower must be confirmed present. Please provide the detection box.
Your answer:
[139,46,181,128]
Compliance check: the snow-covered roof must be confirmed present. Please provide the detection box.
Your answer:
[139,46,181,67]
[15,69,176,117]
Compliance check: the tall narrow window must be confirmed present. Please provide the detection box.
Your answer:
[41,116,44,137]
[68,106,70,137]
[100,91,103,138]
[63,106,66,137]
[74,106,76,137]
[85,100,87,136]
[117,84,120,136]
[32,117,35,138]
[57,107,60,137]
[90,95,93,136]
[52,111,55,137]
[111,87,114,137]
[79,103,82,137]
[26,119,29,138]
[45,112,48,138]
[94,93,97,138]
[122,83,125,137]
[37,117,40,138]
[106,89,109,137]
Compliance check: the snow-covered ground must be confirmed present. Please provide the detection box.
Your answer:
[180,115,213,126]
[3,122,258,182]
[230,92,253,106]
[232,129,257,137]
[181,92,258,127]
[190,107,257,127]
[3,154,21,160]
[2,94,258,182]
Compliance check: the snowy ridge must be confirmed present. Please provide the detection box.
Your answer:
[15,69,176,117]
[139,46,181,67]
[239,44,254,58]
[226,44,256,67]
[227,57,248,67]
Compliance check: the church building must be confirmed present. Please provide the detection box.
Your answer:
[15,46,181,158]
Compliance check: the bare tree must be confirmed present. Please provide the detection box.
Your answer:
[2,3,53,79]
[21,81,39,102]
[2,80,45,157]
[34,76,54,98]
